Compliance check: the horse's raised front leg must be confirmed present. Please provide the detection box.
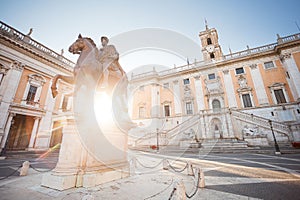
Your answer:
[51,75,74,98]
[51,75,60,98]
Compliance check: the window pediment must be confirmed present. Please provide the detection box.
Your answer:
[28,74,46,86]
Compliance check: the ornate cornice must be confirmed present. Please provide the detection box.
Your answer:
[0,36,73,75]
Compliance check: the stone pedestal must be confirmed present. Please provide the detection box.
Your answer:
[41,113,130,190]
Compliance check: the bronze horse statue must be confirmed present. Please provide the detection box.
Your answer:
[51,34,102,98]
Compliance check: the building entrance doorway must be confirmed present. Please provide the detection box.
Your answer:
[7,114,34,150]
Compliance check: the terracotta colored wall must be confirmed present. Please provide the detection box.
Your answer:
[293,52,300,71]
[259,59,293,104]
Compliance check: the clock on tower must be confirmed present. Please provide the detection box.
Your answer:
[199,22,223,62]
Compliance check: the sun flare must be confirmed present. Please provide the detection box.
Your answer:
[94,92,113,126]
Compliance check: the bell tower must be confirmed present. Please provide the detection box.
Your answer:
[199,20,223,61]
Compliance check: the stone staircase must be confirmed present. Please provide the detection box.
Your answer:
[198,138,260,154]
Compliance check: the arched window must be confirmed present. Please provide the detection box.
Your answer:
[210,53,215,59]
[207,38,212,45]
[212,99,221,112]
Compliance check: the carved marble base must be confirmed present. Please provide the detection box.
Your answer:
[41,173,78,191]
[42,162,130,190]
[41,113,129,190]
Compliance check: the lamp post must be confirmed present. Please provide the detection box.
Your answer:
[268,120,281,155]
[156,128,159,152]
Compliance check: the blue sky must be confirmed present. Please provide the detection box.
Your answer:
[1,0,300,72]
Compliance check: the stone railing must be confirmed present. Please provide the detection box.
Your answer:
[131,60,209,80]
[278,33,300,44]
[230,109,290,135]
[0,21,75,71]
[134,108,234,145]
[223,43,277,60]
[165,114,200,140]
[134,114,200,145]
[131,70,158,80]
[130,32,300,81]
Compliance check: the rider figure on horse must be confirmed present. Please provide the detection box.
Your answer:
[99,36,125,90]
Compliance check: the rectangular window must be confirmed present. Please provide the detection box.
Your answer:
[264,61,275,69]
[235,67,245,75]
[26,85,37,104]
[183,78,190,85]
[164,105,170,117]
[208,73,216,80]
[274,89,287,104]
[139,107,145,118]
[186,102,193,115]
[163,83,169,89]
[242,94,252,108]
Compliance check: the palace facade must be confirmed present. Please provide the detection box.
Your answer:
[129,25,300,148]
[1,20,300,152]
[0,21,74,152]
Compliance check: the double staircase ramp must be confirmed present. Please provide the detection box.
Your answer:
[230,109,292,140]
[133,108,292,152]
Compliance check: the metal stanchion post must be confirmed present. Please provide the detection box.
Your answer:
[156,128,159,152]
[268,120,281,155]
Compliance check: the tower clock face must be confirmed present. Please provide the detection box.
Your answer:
[206,45,215,53]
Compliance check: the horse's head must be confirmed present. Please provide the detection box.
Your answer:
[69,34,86,54]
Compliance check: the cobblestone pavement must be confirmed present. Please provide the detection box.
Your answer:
[0,150,300,199]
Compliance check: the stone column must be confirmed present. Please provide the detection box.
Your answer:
[36,80,56,148]
[249,64,269,105]
[199,111,206,138]
[151,83,160,118]
[280,53,300,101]
[0,113,15,149]
[194,75,205,111]
[28,117,40,149]
[0,62,23,143]
[222,69,237,108]
[173,80,182,115]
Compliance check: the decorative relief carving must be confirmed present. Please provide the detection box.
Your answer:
[222,69,229,74]
[237,75,252,93]
[238,75,248,88]
[173,80,179,84]
[28,74,46,86]
[280,53,291,62]
[204,76,223,95]
[193,75,200,80]
[11,61,24,71]
[183,85,192,100]
[0,62,11,74]
[249,64,257,69]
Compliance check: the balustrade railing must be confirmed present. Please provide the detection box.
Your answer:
[230,109,290,134]
[278,33,300,44]
[0,21,75,70]
[131,32,300,81]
